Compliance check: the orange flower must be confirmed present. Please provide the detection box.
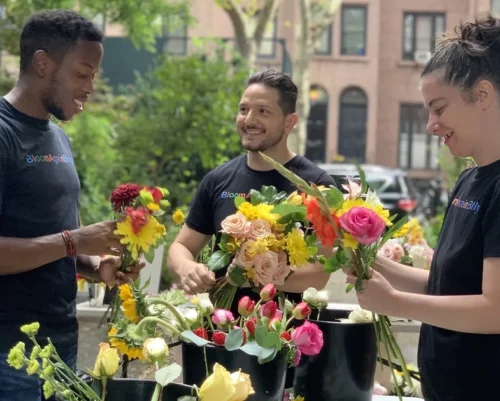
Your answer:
[301,194,338,247]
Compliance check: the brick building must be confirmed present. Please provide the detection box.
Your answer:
[103,0,498,178]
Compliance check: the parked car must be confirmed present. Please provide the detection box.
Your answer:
[317,163,419,221]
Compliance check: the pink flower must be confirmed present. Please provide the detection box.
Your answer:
[237,296,255,317]
[260,283,277,301]
[221,213,250,238]
[378,242,405,262]
[373,381,388,395]
[272,251,291,286]
[291,321,324,356]
[248,218,272,240]
[292,302,311,320]
[341,176,362,199]
[293,349,302,366]
[212,309,235,328]
[339,207,386,245]
[260,301,277,319]
[254,250,279,286]
[234,240,256,269]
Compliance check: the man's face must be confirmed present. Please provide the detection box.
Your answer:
[236,83,296,152]
[41,39,103,121]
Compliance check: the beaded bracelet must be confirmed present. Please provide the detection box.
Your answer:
[61,230,76,257]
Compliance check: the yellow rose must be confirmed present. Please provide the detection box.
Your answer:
[92,343,119,378]
[229,370,255,401]
[199,363,235,401]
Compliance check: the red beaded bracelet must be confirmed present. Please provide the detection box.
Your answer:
[61,230,76,257]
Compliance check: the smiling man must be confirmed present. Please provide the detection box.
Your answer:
[168,69,335,306]
[0,10,144,401]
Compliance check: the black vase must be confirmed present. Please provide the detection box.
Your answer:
[181,341,287,401]
[293,308,377,401]
[56,379,195,401]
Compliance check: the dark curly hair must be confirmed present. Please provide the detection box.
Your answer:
[422,14,500,96]
[20,9,103,73]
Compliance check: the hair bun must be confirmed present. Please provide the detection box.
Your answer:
[456,15,500,48]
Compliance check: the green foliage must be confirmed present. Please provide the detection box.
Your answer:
[0,0,192,55]
[114,52,247,208]
[438,146,474,190]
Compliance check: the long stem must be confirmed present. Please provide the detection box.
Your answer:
[146,299,190,331]
[206,315,215,333]
[203,346,209,378]
[136,316,183,338]
[101,377,107,401]
[150,383,162,401]
[379,321,404,400]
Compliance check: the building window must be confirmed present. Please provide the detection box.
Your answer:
[338,87,368,162]
[341,5,367,55]
[315,24,332,55]
[242,14,277,58]
[493,0,500,16]
[403,13,445,61]
[399,104,440,169]
[162,15,188,55]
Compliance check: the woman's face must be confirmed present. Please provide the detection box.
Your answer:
[421,73,486,159]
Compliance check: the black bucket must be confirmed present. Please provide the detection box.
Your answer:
[293,308,377,401]
[181,341,287,401]
[56,379,195,401]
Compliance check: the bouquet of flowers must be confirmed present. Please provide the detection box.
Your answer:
[110,183,170,271]
[207,185,322,310]
[182,283,324,368]
[378,218,434,270]
[258,152,415,400]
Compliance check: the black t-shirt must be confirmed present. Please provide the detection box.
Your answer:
[185,154,336,312]
[0,98,80,352]
[418,160,500,401]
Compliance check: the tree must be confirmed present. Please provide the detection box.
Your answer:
[215,0,280,68]
[0,0,191,55]
[290,0,341,155]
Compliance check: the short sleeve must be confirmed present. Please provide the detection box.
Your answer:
[482,182,500,258]
[315,170,338,188]
[185,172,216,236]
[0,133,10,213]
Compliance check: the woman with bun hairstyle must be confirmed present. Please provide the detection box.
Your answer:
[346,15,500,401]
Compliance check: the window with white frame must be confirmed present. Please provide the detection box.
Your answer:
[403,13,445,61]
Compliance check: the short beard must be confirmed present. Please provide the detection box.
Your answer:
[242,130,285,152]
[41,72,66,121]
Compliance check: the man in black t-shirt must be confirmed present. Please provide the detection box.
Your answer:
[0,11,143,401]
[168,70,335,308]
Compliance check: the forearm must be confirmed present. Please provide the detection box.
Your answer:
[393,291,500,334]
[0,234,67,275]
[167,241,196,280]
[76,255,101,281]
[376,256,429,294]
[277,262,329,293]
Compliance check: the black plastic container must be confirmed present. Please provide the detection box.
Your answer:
[293,308,377,401]
[56,379,195,401]
[181,341,287,401]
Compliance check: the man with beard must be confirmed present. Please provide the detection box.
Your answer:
[0,10,143,401]
[168,69,335,306]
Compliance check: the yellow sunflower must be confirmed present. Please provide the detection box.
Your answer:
[114,215,166,260]
[108,327,144,360]
[285,229,311,268]
[119,284,140,323]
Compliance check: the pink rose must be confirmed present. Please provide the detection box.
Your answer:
[221,213,249,238]
[248,219,272,240]
[339,207,385,245]
[378,242,404,262]
[293,349,302,367]
[234,240,256,269]
[212,309,235,328]
[291,321,324,356]
[272,251,290,286]
[254,251,279,286]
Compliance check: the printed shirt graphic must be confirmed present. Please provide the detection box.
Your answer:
[0,97,80,352]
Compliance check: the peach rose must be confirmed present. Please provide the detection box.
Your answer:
[221,213,249,239]
[248,219,272,240]
[378,242,404,263]
[234,240,255,269]
[272,252,290,286]
[254,251,279,286]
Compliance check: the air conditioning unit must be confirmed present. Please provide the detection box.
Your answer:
[414,50,432,65]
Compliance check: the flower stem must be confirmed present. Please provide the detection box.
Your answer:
[203,346,209,378]
[136,316,183,338]
[146,299,190,331]
[150,383,162,401]
[206,315,215,334]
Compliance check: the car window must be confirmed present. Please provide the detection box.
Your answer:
[366,174,401,193]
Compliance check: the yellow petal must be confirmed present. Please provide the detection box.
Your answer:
[199,363,235,401]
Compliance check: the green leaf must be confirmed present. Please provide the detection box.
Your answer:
[218,234,229,253]
[258,347,278,364]
[143,247,156,264]
[234,196,245,208]
[324,255,343,273]
[206,250,230,271]
[324,187,345,209]
[180,330,210,346]
[155,363,182,387]
[228,265,247,287]
[177,397,197,401]
[271,203,306,217]
[381,215,408,246]
[239,341,263,357]
[225,329,244,351]
[255,326,280,349]
[355,163,368,194]
[345,283,354,293]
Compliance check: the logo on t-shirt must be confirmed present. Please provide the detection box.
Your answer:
[220,191,251,199]
[451,197,480,214]
[26,154,74,164]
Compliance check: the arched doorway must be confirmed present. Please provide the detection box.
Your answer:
[306,85,328,163]
[338,87,367,163]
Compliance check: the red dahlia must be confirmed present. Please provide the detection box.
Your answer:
[110,184,143,212]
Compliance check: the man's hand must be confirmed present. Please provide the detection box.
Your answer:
[71,221,124,256]
[180,261,216,295]
[98,255,145,287]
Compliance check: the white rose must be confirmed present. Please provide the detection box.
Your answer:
[348,306,374,323]
[317,290,329,305]
[197,293,214,314]
[303,287,319,306]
